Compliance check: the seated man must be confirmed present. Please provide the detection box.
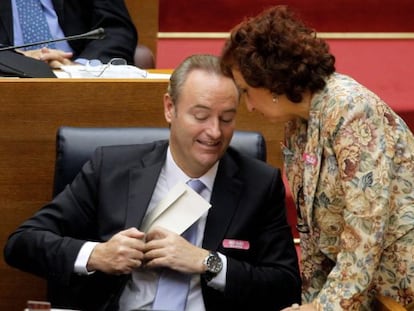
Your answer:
[4,54,301,311]
[0,0,137,68]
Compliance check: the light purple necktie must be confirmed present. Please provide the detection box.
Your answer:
[152,179,206,311]
[16,0,56,50]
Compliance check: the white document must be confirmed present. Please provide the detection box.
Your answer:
[57,64,149,78]
[141,182,211,235]
[55,65,171,79]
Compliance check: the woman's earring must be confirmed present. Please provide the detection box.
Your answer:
[272,93,278,103]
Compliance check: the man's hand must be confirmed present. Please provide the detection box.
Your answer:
[280,303,315,311]
[144,227,209,274]
[87,228,145,275]
[18,47,73,68]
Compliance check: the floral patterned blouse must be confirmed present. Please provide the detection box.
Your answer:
[283,73,414,310]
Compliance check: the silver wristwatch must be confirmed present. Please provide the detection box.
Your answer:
[202,251,223,282]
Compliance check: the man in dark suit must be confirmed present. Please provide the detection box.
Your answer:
[4,54,301,311]
[0,0,137,67]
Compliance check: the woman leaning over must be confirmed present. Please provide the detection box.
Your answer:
[220,5,414,311]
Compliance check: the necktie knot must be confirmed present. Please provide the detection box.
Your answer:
[186,179,206,194]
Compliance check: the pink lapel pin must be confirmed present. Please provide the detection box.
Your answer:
[303,153,317,166]
[222,239,250,250]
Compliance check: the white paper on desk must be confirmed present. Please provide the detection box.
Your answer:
[58,64,149,78]
[141,182,211,235]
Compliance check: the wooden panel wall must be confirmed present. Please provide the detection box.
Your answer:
[125,0,159,58]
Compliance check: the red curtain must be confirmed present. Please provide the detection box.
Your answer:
[159,0,414,32]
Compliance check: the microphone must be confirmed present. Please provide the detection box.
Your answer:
[0,28,106,52]
[0,28,105,78]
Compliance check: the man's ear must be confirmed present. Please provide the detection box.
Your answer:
[163,93,174,123]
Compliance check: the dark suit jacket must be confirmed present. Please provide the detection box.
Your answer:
[0,0,137,64]
[4,141,301,311]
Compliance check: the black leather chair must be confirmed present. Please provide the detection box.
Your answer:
[53,126,267,197]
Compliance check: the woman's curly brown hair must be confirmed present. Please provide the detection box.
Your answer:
[220,5,335,103]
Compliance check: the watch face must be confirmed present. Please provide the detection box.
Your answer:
[207,253,223,273]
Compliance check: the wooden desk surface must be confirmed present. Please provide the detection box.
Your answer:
[0,77,284,311]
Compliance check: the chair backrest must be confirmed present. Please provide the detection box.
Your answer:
[53,126,267,196]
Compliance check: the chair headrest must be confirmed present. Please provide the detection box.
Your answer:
[53,126,266,196]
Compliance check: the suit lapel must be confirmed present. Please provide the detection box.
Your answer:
[125,143,167,229]
[51,0,64,24]
[0,0,13,45]
[203,153,243,250]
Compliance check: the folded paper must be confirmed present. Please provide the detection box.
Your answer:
[141,182,211,235]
